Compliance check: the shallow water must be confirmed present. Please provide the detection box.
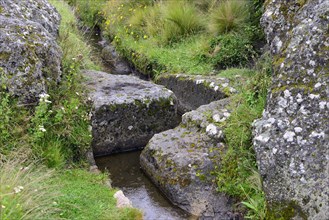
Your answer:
[96,151,194,220]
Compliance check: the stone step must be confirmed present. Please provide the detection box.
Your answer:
[156,74,236,114]
[83,70,180,156]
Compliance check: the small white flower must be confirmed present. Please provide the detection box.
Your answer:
[14,186,24,194]
[39,93,51,103]
[75,106,78,110]
[1,205,5,209]
[38,125,46,132]
[76,92,80,96]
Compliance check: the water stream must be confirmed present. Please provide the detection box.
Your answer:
[96,152,193,220]
[88,30,193,219]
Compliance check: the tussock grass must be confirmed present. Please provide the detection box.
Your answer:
[209,0,249,35]
[162,1,204,44]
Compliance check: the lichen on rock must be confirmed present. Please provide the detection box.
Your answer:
[83,70,180,156]
[253,0,329,218]
[140,98,240,219]
[0,0,62,104]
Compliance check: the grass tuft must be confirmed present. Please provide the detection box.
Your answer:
[0,151,59,220]
[209,0,249,35]
[162,1,204,44]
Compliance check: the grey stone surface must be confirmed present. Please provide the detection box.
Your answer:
[0,0,61,37]
[0,12,62,103]
[253,0,329,218]
[156,74,236,114]
[83,70,180,156]
[101,44,131,75]
[140,99,240,219]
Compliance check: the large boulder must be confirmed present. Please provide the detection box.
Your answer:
[0,0,61,37]
[253,0,329,218]
[156,74,236,114]
[83,70,180,156]
[0,0,62,104]
[140,99,240,219]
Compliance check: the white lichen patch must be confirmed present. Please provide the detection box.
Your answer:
[212,114,221,122]
[310,131,325,139]
[195,79,204,85]
[294,127,303,133]
[255,133,270,143]
[309,94,320,99]
[206,124,218,135]
[283,131,295,142]
[319,101,327,110]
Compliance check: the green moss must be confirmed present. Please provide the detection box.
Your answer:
[0,52,10,61]
[266,201,307,220]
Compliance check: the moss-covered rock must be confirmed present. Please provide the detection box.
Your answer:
[82,70,180,156]
[254,0,329,219]
[140,98,241,219]
[0,16,62,103]
[0,0,62,104]
[0,0,60,37]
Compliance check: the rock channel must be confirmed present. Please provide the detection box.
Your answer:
[84,62,239,218]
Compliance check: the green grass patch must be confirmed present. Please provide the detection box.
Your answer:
[215,54,272,219]
[53,169,142,220]
[68,0,264,77]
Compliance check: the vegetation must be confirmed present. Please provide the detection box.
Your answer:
[67,0,264,76]
[216,52,272,219]
[0,0,141,219]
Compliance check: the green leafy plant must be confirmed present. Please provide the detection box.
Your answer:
[209,33,257,69]
[209,0,249,35]
[240,170,267,219]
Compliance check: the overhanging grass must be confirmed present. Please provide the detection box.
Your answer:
[52,169,142,220]
[114,29,213,75]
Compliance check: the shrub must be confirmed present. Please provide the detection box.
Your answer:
[162,1,204,44]
[209,0,249,35]
[209,33,257,69]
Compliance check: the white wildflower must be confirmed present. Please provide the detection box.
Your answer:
[38,125,46,132]
[39,93,51,103]
[14,186,24,194]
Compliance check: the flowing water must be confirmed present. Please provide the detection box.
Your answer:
[96,151,194,220]
[89,30,194,220]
